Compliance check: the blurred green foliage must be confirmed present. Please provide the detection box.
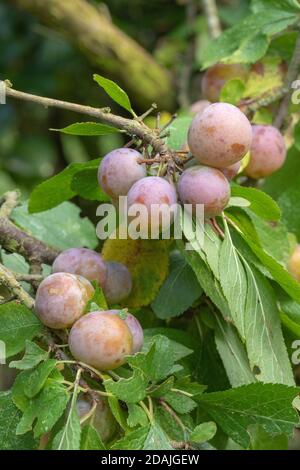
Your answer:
[0,0,250,196]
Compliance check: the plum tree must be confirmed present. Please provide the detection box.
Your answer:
[201,63,247,102]
[244,125,286,179]
[52,248,107,287]
[127,176,178,235]
[188,103,252,168]
[106,310,144,353]
[103,261,132,305]
[68,311,133,370]
[177,165,231,218]
[77,396,117,442]
[189,99,211,115]
[98,148,146,199]
[221,161,241,180]
[288,245,300,282]
[35,273,94,329]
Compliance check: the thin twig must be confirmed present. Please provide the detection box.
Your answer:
[3,81,168,155]
[0,263,34,309]
[0,191,20,217]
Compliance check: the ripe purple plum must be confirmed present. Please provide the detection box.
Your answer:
[188,103,252,168]
[127,176,178,235]
[35,273,94,329]
[201,63,247,102]
[107,310,144,354]
[98,148,146,199]
[68,311,133,370]
[52,248,107,287]
[178,165,230,218]
[244,125,286,179]
[221,161,241,181]
[288,245,300,283]
[189,100,211,115]
[103,262,132,305]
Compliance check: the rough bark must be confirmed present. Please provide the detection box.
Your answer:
[9,0,175,111]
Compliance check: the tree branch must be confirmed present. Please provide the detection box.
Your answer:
[0,263,34,309]
[202,0,221,39]
[8,0,175,111]
[4,82,168,156]
[274,31,300,129]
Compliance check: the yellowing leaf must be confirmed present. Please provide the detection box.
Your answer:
[243,57,284,99]
[102,237,170,308]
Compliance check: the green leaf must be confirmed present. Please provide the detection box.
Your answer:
[80,425,105,450]
[86,282,108,312]
[0,391,36,450]
[219,221,247,339]
[12,360,58,411]
[143,330,194,362]
[16,380,69,438]
[28,159,100,213]
[24,360,57,398]
[111,426,149,450]
[0,302,43,358]
[71,168,110,201]
[52,122,120,136]
[93,74,132,113]
[200,9,297,68]
[178,240,231,320]
[230,185,281,221]
[197,383,299,449]
[213,314,256,387]
[104,369,148,404]
[127,403,148,428]
[149,377,175,398]
[163,390,197,414]
[9,340,48,370]
[127,335,190,383]
[239,254,293,384]
[52,371,81,450]
[220,79,246,105]
[262,146,300,239]
[107,395,130,432]
[165,116,193,150]
[152,251,202,319]
[143,423,173,450]
[190,422,217,443]
[13,201,98,251]
[248,424,288,450]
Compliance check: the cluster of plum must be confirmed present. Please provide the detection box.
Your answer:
[98,104,286,226]
[35,248,143,370]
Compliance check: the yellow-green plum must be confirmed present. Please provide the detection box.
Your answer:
[103,262,132,305]
[187,103,252,168]
[178,165,230,218]
[52,248,107,287]
[35,273,94,329]
[245,125,286,179]
[68,311,133,370]
[98,148,146,199]
[288,245,300,282]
